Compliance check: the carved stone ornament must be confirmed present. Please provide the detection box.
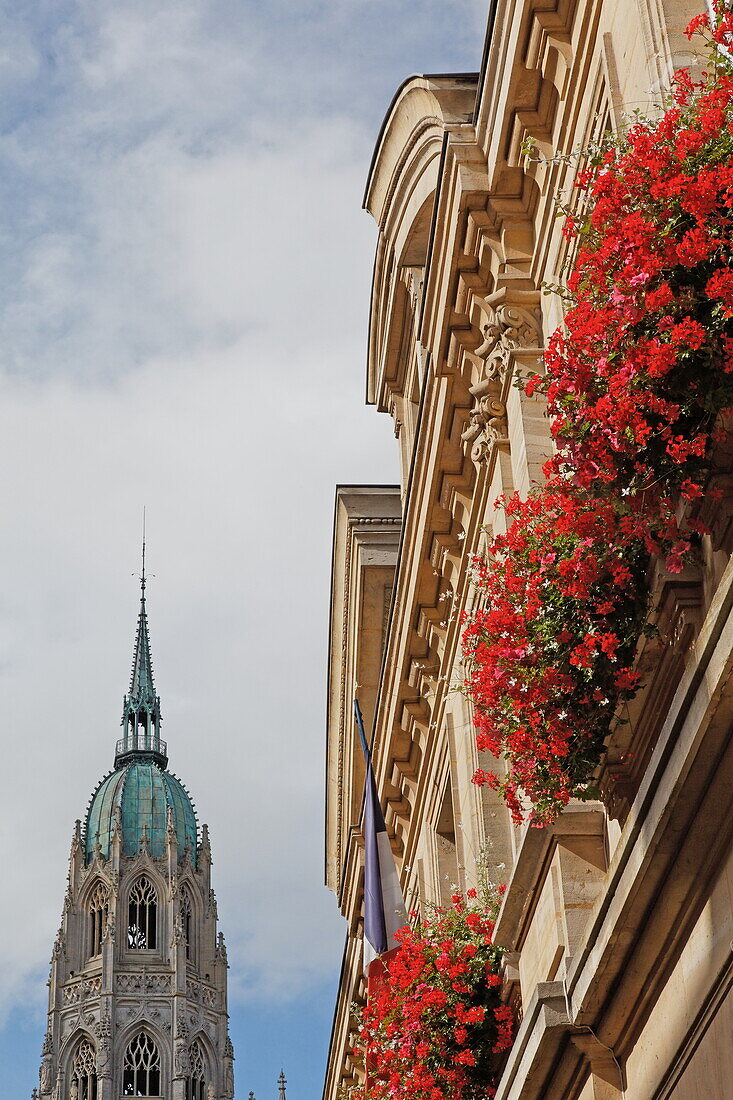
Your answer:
[96,1036,111,1078]
[471,289,543,381]
[51,929,65,961]
[224,1035,235,1098]
[39,1054,54,1094]
[171,913,186,948]
[461,379,509,462]
[174,1040,190,1078]
[462,289,542,464]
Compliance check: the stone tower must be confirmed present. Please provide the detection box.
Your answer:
[37,564,235,1100]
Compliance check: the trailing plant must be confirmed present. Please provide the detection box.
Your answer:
[463,4,733,824]
[349,885,513,1100]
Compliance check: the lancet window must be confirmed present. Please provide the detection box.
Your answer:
[185,1040,207,1100]
[180,885,194,961]
[87,881,109,958]
[71,1038,97,1100]
[127,876,157,950]
[122,1032,161,1096]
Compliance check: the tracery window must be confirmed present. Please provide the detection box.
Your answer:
[122,1032,161,1096]
[185,1040,206,1100]
[180,885,194,962]
[88,881,109,958]
[127,877,157,950]
[71,1038,97,1100]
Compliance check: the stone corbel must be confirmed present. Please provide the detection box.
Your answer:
[461,379,509,463]
[462,286,543,464]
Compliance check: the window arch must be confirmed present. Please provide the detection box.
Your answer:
[88,881,109,958]
[185,1039,206,1100]
[180,885,194,962]
[122,1032,161,1096]
[71,1037,97,1100]
[127,877,157,950]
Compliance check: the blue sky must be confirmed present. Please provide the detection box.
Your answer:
[0,2,486,1097]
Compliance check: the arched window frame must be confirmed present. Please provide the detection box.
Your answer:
[122,1031,161,1097]
[185,1039,207,1100]
[87,880,110,959]
[70,1037,98,1100]
[127,876,158,951]
[180,883,194,963]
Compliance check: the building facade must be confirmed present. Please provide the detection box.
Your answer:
[36,572,234,1100]
[325,1,733,1098]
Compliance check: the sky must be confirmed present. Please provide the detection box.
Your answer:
[0,2,488,1097]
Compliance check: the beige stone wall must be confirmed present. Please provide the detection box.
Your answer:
[322,0,733,1097]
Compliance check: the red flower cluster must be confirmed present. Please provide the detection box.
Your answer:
[462,7,733,824]
[351,891,512,1100]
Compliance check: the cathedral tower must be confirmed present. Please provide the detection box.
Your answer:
[37,567,235,1100]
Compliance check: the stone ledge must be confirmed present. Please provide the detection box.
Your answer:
[494,980,570,1100]
[494,803,607,953]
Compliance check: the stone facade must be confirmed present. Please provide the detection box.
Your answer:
[36,582,233,1100]
[324,1,733,1098]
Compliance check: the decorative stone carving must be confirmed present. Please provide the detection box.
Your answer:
[96,1034,111,1078]
[62,977,102,1005]
[51,930,65,961]
[116,973,171,994]
[174,1039,190,1078]
[39,1043,54,1094]
[216,931,227,963]
[462,289,543,464]
[187,979,217,1007]
[171,913,185,948]
[471,290,543,380]
[461,381,509,462]
[224,1034,235,1098]
[166,805,177,843]
[199,823,211,862]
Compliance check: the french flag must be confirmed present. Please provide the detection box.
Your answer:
[354,699,408,970]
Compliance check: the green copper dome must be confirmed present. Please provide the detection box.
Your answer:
[85,760,198,864]
[84,549,198,864]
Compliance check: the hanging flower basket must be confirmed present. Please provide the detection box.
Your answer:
[349,889,513,1100]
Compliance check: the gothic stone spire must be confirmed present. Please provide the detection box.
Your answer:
[115,538,167,768]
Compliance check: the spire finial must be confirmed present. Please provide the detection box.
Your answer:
[115,520,167,769]
[278,1070,287,1100]
[141,507,146,596]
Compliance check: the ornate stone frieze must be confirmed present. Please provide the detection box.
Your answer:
[116,972,171,994]
[62,977,102,1005]
[187,978,217,1008]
